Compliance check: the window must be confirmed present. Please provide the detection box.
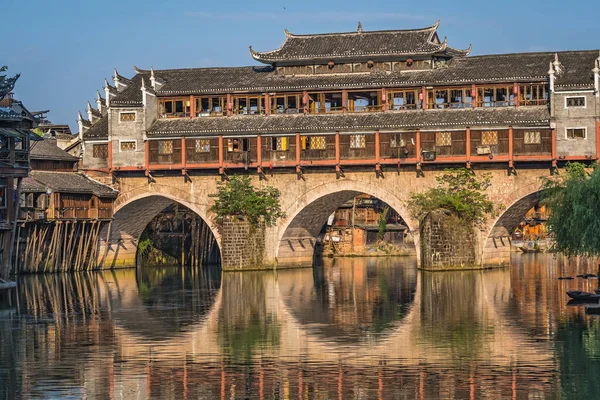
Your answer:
[120,141,136,152]
[227,138,249,152]
[524,131,541,145]
[271,94,301,114]
[566,96,586,108]
[302,136,327,150]
[195,139,211,153]
[93,143,108,158]
[271,137,288,151]
[390,134,407,148]
[233,96,264,115]
[159,98,190,118]
[481,131,499,145]
[566,128,586,140]
[388,90,418,110]
[196,96,226,117]
[350,135,366,149]
[158,140,173,155]
[519,84,547,106]
[435,132,452,147]
[120,112,136,122]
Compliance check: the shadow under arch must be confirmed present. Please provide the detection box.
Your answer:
[276,179,418,268]
[98,192,221,268]
[482,188,546,266]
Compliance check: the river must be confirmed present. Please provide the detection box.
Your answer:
[1,254,599,399]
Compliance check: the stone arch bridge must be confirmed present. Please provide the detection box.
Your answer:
[97,166,548,270]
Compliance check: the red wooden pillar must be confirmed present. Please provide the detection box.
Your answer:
[513,83,519,107]
[416,129,421,162]
[264,93,270,116]
[551,128,557,168]
[421,87,427,110]
[226,94,232,117]
[381,88,388,112]
[335,131,340,168]
[375,130,381,167]
[466,127,471,168]
[181,137,186,175]
[189,95,195,118]
[472,84,477,107]
[143,140,149,176]
[303,91,308,114]
[295,133,301,172]
[256,135,262,172]
[108,140,113,171]
[218,135,224,174]
[596,120,600,161]
[508,126,514,168]
[342,90,348,113]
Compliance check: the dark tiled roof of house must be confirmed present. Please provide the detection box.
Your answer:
[137,50,597,96]
[110,73,150,107]
[30,138,80,161]
[23,171,118,198]
[82,116,108,140]
[249,21,469,63]
[147,106,550,136]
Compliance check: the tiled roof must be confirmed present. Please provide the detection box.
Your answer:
[110,73,150,107]
[147,106,550,136]
[145,50,597,95]
[249,21,468,63]
[82,116,108,140]
[30,138,80,162]
[23,171,118,198]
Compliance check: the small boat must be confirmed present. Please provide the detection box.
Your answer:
[558,276,574,280]
[0,279,16,290]
[566,291,600,301]
[576,274,597,279]
[518,246,544,254]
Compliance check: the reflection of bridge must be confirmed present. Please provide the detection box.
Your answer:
[95,261,555,372]
[98,167,547,269]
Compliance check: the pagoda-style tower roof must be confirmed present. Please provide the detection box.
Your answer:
[249,20,470,65]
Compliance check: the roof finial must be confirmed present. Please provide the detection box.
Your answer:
[113,68,119,81]
[553,53,563,75]
[133,65,142,74]
[141,77,146,90]
[284,28,291,37]
[77,111,84,122]
[357,21,363,33]
[86,101,92,111]
[96,90,102,100]
[104,78,110,89]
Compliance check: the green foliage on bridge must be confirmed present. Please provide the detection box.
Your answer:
[406,168,496,226]
[209,175,285,227]
[543,162,600,257]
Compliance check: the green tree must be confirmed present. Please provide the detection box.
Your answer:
[542,162,600,257]
[209,175,285,227]
[406,168,497,225]
[378,207,388,241]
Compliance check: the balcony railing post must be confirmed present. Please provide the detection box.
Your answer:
[551,128,557,168]
[181,137,186,175]
[256,135,262,173]
[218,135,224,174]
[335,132,340,167]
[508,126,514,168]
[466,127,471,168]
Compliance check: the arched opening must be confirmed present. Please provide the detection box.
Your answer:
[482,190,547,266]
[277,190,416,268]
[98,195,221,270]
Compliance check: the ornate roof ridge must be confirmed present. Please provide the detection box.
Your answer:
[284,20,440,38]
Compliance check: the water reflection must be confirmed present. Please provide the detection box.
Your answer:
[1,255,600,398]
[277,257,417,342]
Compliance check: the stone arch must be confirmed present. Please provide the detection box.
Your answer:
[97,187,220,269]
[481,184,545,266]
[276,179,418,267]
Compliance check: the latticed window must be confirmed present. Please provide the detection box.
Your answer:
[524,131,541,145]
[120,112,136,122]
[435,132,452,147]
[195,139,210,153]
[92,144,108,159]
[158,140,173,155]
[481,131,499,145]
[303,136,326,150]
[271,137,288,151]
[566,97,585,107]
[390,133,407,148]
[120,141,136,152]
[350,135,366,149]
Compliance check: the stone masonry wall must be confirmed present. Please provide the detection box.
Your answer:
[221,218,268,271]
[420,210,478,270]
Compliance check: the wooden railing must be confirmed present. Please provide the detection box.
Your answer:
[138,128,571,173]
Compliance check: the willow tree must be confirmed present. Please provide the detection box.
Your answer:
[542,163,600,257]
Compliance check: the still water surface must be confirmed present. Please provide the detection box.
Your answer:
[1,255,600,399]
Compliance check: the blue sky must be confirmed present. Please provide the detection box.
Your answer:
[3,0,599,131]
